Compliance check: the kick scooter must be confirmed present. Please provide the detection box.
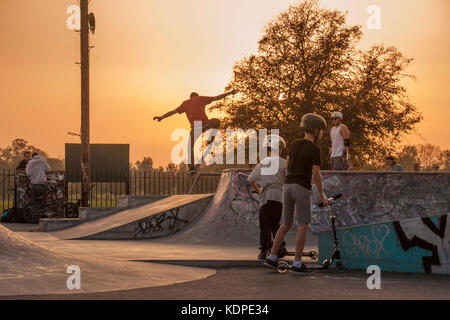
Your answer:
[320,193,344,270]
[276,193,343,273]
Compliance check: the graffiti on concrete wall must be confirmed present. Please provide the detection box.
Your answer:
[393,214,449,274]
[342,224,391,259]
[223,171,450,233]
[229,170,260,226]
[311,172,450,232]
[319,214,449,274]
[134,208,188,236]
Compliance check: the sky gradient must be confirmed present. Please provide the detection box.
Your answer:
[0,0,449,166]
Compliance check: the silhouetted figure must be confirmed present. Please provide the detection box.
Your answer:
[154,90,237,175]
[26,152,51,215]
[15,151,32,171]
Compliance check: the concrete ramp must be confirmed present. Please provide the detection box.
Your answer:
[0,224,216,296]
[52,194,213,240]
[161,169,298,246]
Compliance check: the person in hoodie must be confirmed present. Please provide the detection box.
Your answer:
[247,134,288,260]
[26,152,51,214]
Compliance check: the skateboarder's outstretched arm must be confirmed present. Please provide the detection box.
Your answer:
[208,89,238,102]
[153,108,178,122]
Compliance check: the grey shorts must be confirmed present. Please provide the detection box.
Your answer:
[282,183,312,225]
[331,156,348,170]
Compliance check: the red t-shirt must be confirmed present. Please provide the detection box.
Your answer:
[176,96,214,127]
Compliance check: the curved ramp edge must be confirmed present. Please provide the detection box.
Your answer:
[51,194,213,240]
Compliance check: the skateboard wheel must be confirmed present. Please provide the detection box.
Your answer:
[277,261,289,273]
[310,251,318,260]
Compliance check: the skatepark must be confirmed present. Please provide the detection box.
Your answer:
[1,169,449,299]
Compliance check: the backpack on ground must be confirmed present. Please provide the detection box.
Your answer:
[1,208,17,223]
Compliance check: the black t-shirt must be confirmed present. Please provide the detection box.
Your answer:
[285,139,321,190]
[15,159,28,171]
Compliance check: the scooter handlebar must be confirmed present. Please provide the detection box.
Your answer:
[318,193,342,207]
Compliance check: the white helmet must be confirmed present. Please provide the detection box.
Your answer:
[331,111,343,119]
[263,134,286,150]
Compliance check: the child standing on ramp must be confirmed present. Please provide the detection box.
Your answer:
[264,113,329,274]
[247,134,288,260]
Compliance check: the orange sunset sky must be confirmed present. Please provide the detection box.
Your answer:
[0,0,449,166]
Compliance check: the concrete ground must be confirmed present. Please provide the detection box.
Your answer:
[2,223,450,300]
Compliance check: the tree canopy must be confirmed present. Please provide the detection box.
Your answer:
[211,0,422,168]
[0,139,64,170]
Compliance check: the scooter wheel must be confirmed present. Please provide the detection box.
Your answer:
[310,250,318,260]
[322,259,330,269]
[336,262,344,270]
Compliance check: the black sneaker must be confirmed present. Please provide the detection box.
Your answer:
[290,263,313,275]
[277,246,288,258]
[258,250,268,260]
[264,258,278,270]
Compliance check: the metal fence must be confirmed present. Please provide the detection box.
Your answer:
[0,170,221,212]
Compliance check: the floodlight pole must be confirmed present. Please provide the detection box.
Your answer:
[80,0,90,207]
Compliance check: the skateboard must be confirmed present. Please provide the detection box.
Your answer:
[276,260,291,273]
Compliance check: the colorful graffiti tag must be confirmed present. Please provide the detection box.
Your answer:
[134,207,188,236]
[393,214,449,274]
[229,170,260,226]
[318,214,449,274]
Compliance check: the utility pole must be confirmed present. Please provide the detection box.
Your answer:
[80,0,90,207]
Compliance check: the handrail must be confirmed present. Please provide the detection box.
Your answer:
[188,172,222,194]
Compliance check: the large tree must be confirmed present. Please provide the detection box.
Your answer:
[0,138,48,161]
[211,0,422,168]
[135,157,154,171]
[397,144,450,171]
[0,138,65,170]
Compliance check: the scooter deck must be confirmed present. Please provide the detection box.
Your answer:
[285,250,318,260]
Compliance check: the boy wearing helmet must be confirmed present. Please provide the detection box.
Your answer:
[329,111,350,170]
[265,113,329,274]
[247,134,288,260]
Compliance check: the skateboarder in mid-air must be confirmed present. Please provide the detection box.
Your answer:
[264,113,329,274]
[153,90,237,175]
[247,134,288,260]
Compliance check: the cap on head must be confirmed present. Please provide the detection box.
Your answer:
[263,134,286,150]
[300,113,327,131]
[190,92,199,98]
[331,111,343,119]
